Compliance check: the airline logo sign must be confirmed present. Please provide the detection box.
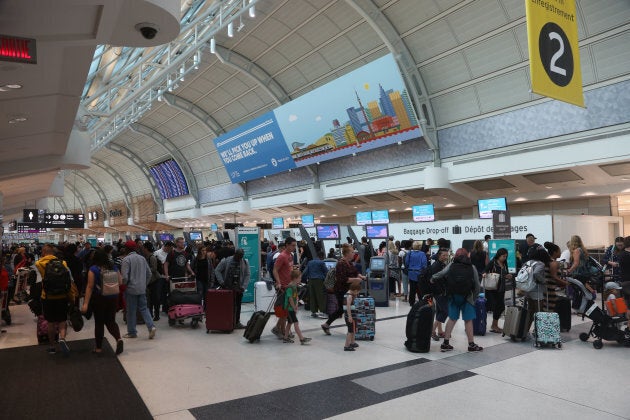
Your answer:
[526,0,584,107]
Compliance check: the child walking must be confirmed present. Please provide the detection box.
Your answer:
[344,282,361,351]
[284,269,311,345]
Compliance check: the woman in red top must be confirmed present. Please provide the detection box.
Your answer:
[321,244,365,335]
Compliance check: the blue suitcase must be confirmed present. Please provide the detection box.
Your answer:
[354,296,376,341]
[473,294,487,336]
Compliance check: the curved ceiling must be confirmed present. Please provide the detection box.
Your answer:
[2,0,629,226]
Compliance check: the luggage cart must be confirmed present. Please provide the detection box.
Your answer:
[167,277,204,328]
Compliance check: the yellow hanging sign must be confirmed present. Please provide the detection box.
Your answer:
[526,0,584,107]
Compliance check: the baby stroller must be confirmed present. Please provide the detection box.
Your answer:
[570,277,626,349]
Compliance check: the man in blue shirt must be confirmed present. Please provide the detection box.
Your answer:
[303,251,329,318]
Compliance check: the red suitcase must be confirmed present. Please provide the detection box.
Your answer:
[205,289,234,333]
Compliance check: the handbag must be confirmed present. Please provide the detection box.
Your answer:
[67,304,84,332]
[483,272,500,291]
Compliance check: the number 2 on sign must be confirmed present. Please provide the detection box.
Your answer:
[548,32,566,76]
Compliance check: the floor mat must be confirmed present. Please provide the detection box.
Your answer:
[0,338,152,419]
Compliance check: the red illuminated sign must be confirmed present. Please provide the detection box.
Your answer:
[0,35,36,64]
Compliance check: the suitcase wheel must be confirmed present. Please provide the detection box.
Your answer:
[248,338,256,343]
[579,332,589,342]
[556,342,562,349]
[206,329,210,334]
[370,336,374,341]
[191,318,199,329]
[593,340,603,349]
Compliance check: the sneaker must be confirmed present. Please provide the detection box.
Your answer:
[58,339,70,356]
[116,339,124,355]
[431,334,440,341]
[350,342,359,348]
[283,337,294,343]
[321,324,331,336]
[153,315,160,321]
[318,313,328,319]
[440,343,453,352]
[123,333,137,338]
[271,327,282,338]
[149,327,157,339]
[300,337,312,345]
[468,343,483,352]
[47,347,56,355]
[311,313,319,318]
[289,332,295,339]
[344,346,355,351]
[234,323,246,329]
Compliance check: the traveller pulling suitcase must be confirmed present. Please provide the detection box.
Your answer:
[205,288,234,333]
[404,295,435,353]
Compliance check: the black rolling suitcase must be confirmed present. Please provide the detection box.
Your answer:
[404,296,435,353]
[555,295,571,332]
[243,292,277,343]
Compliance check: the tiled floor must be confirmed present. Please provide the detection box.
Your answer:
[1,297,629,420]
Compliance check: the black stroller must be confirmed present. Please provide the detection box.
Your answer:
[570,277,627,349]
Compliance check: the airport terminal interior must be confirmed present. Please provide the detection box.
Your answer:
[1,0,630,419]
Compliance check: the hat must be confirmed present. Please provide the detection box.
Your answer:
[605,282,622,291]
[124,240,137,250]
[526,233,537,239]
[270,244,277,251]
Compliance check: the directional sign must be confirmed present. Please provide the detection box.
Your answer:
[526,0,584,107]
[44,213,85,228]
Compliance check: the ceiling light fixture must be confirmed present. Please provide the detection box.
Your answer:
[5,84,22,89]
[8,116,27,124]
[249,1,255,18]
[210,38,216,54]
[227,22,234,37]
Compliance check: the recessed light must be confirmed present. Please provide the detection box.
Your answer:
[621,177,630,181]
[8,116,27,124]
[545,185,553,189]
[6,84,22,89]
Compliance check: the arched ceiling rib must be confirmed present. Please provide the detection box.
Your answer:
[63,180,88,212]
[91,157,133,207]
[104,143,165,214]
[162,92,225,137]
[213,44,291,106]
[129,123,200,206]
[74,171,110,212]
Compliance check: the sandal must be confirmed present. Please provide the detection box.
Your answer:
[490,329,503,334]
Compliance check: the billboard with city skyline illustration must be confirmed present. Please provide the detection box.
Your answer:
[213,54,422,183]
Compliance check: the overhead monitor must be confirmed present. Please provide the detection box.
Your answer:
[189,231,203,241]
[139,234,149,241]
[272,217,284,229]
[478,197,507,219]
[356,211,372,226]
[371,210,389,224]
[412,204,435,222]
[158,233,174,242]
[316,224,340,240]
[210,223,218,232]
[365,224,389,240]
[301,214,315,228]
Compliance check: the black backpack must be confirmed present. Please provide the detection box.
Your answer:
[446,262,474,296]
[225,259,241,289]
[43,259,71,296]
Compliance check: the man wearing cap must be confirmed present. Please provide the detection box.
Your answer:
[121,240,156,339]
[521,233,542,264]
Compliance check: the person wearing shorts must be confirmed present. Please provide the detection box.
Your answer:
[431,248,483,353]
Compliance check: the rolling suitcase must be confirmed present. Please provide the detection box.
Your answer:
[404,296,435,353]
[354,296,376,341]
[533,297,562,348]
[555,296,572,332]
[503,282,528,341]
[473,294,487,336]
[205,289,234,333]
[37,314,58,344]
[244,292,278,343]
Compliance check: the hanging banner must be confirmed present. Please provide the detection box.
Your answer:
[236,226,260,303]
[526,0,584,107]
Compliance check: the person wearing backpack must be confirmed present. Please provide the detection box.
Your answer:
[215,248,251,329]
[36,244,72,356]
[82,248,124,355]
[405,241,428,306]
[431,248,483,352]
